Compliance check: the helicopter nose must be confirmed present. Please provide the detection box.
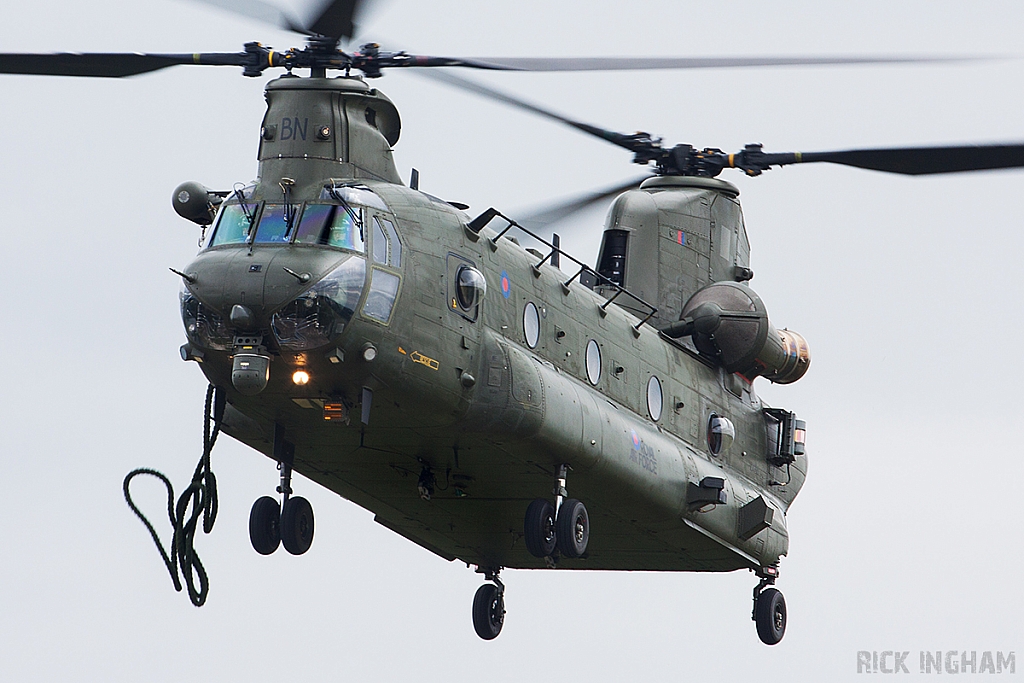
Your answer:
[185,247,354,326]
[182,246,367,395]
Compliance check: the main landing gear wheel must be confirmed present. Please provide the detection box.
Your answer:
[248,496,281,555]
[755,587,787,645]
[555,498,590,558]
[281,495,315,555]
[472,582,505,640]
[524,498,557,558]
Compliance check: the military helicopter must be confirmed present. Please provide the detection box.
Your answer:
[4,0,1024,647]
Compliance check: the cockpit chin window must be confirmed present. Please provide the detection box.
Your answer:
[180,287,234,351]
[271,255,367,351]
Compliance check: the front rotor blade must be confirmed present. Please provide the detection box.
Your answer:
[0,52,243,78]
[182,0,307,33]
[794,144,1024,175]
[416,70,656,155]
[185,0,362,39]
[442,54,981,72]
[306,0,361,39]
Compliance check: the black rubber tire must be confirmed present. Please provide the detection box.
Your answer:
[555,498,590,558]
[472,583,504,640]
[755,588,787,645]
[281,496,315,555]
[248,496,281,555]
[523,498,557,558]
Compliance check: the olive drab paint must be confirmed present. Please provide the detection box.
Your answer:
[177,74,807,638]
[10,0,1024,650]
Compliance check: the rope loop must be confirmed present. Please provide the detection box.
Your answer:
[123,384,224,606]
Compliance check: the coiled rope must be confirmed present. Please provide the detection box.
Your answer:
[123,384,224,606]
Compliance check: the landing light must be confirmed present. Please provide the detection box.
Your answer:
[292,370,310,386]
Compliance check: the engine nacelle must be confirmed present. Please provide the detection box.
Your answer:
[664,281,810,384]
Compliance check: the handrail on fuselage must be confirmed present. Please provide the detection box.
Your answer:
[467,207,658,332]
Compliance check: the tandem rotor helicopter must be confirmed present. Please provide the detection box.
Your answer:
[5,0,1024,646]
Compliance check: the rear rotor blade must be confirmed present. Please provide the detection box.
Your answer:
[517,177,651,232]
[794,144,1024,175]
[0,52,245,78]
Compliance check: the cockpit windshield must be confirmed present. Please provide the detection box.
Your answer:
[207,201,365,253]
[209,202,256,246]
[253,204,292,244]
[293,204,364,252]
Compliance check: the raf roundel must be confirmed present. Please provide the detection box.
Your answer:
[500,271,511,299]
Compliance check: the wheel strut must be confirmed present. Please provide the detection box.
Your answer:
[751,569,777,620]
[277,460,293,505]
[553,464,569,518]
[480,566,505,594]
[274,424,295,506]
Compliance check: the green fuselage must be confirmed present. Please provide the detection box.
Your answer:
[179,75,805,574]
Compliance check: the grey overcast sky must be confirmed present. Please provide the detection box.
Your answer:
[0,1,1021,680]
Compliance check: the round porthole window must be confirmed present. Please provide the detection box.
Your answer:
[586,339,602,385]
[707,413,735,456]
[523,302,540,348]
[455,266,486,310]
[647,375,663,421]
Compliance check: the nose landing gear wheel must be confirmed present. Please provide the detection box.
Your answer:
[524,498,557,558]
[555,498,589,558]
[754,587,786,645]
[248,496,281,555]
[280,495,314,555]
[472,582,505,640]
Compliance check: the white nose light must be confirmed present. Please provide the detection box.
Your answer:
[292,370,310,386]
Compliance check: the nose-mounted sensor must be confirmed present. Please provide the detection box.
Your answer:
[232,352,270,395]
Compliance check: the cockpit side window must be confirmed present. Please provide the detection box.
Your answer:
[210,203,256,246]
[362,214,402,325]
[363,269,400,323]
[372,218,388,264]
[378,217,402,267]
